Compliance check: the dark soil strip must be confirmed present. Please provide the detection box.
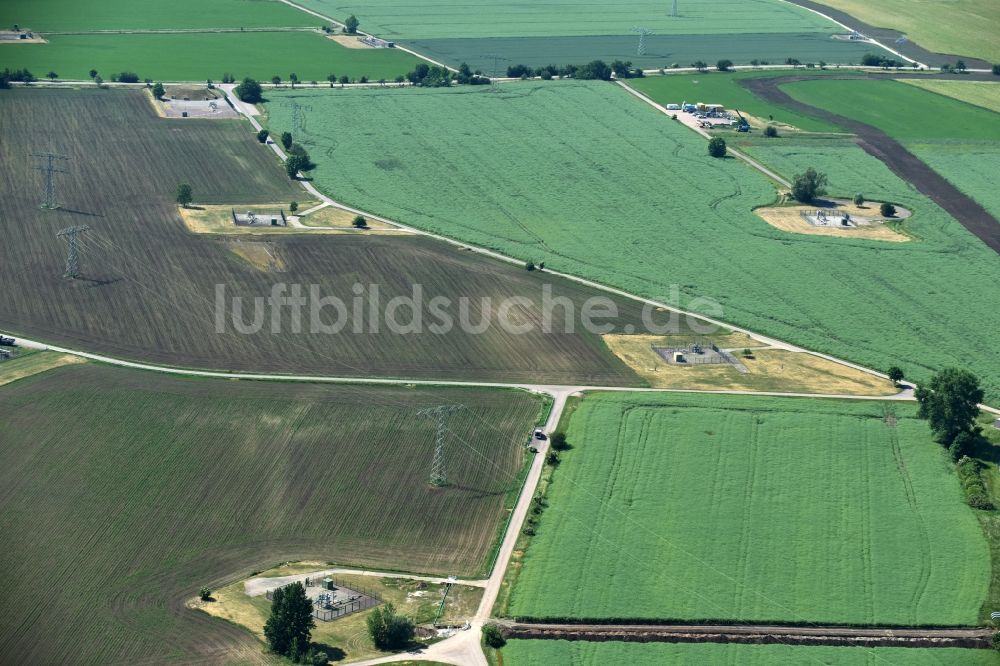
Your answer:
[783,0,990,69]
[740,74,1000,254]
[502,621,992,649]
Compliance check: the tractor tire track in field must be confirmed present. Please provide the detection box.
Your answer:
[885,418,934,619]
[740,74,1000,254]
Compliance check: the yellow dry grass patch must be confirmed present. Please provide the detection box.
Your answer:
[755,204,910,242]
[299,205,397,231]
[0,352,85,386]
[604,334,894,395]
[228,241,285,272]
[194,565,483,663]
[179,204,399,235]
[327,34,372,49]
[901,79,1000,114]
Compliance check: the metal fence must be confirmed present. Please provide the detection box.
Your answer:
[265,576,382,622]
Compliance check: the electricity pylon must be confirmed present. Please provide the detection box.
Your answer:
[31,151,69,209]
[417,405,464,486]
[56,225,90,279]
[631,27,653,56]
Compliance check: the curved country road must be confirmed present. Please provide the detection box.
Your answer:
[740,74,1000,254]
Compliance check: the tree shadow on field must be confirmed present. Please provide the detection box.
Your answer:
[58,207,104,218]
[969,436,1000,466]
[441,483,507,501]
[311,642,346,661]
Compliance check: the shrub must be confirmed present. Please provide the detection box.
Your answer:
[853,193,865,206]
[525,260,536,271]
[280,132,293,150]
[113,71,140,83]
[256,129,269,143]
[956,456,994,510]
[707,137,726,158]
[763,125,778,138]
[234,77,263,103]
[993,64,1000,76]
[546,450,561,466]
[992,631,1000,651]
[483,623,506,649]
[366,603,414,650]
[880,202,896,217]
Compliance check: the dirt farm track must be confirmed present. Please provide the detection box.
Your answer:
[741,74,1000,254]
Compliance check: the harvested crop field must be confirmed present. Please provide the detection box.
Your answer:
[497,639,1000,665]
[0,87,659,385]
[0,363,544,664]
[265,80,1000,402]
[507,392,989,625]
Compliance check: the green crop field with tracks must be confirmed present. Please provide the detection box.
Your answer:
[265,80,1000,401]
[0,364,544,664]
[506,392,989,624]
[0,31,419,82]
[497,640,1000,665]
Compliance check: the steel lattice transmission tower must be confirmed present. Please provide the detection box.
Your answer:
[631,27,653,56]
[417,404,464,486]
[56,225,90,279]
[485,53,508,92]
[31,152,69,210]
[671,0,679,17]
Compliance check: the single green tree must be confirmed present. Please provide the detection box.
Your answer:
[707,137,727,158]
[199,586,212,601]
[483,623,506,649]
[955,60,967,73]
[691,60,708,71]
[790,168,828,203]
[367,602,414,650]
[763,125,778,138]
[271,75,281,86]
[151,82,165,99]
[525,260,536,271]
[280,132,293,150]
[993,64,1000,76]
[339,75,350,85]
[853,193,865,206]
[345,14,360,34]
[94,75,103,87]
[234,77,263,103]
[887,366,904,384]
[285,155,307,179]
[289,201,299,213]
[176,183,193,208]
[89,69,98,79]
[352,215,367,229]
[549,431,569,451]
[716,59,733,72]
[256,128,269,143]
[915,368,983,446]
[327,73,337,87]
[289,73,298,89]
[880,202,896,217]
[264,583,314,657]
[47,71,58,81]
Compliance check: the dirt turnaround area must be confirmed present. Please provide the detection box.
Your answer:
[502,622,993,650]
[742,74,1000,254]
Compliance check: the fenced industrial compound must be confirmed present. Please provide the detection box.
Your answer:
[802,208,858,228]
[653,340,748,374]
[232,209,287,227]
[265,576,382,622]
[359,35,395,48]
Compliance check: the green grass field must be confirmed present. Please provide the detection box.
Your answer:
[0,31,419,82]
[0,0,317,31]
[0,363,543,664]
[507,392,989,624]
[0,87,654,385]
[265,80,1000,402]
[497,640,1000,665]
[630,71,844,132]
[902,79,1000,114]
[294,0,842,40]
[780,78,1000,140]
[910,143,1000,221]
[812,0,1000,62]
